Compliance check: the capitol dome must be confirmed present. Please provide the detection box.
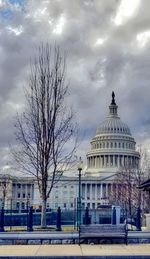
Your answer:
[96,117,131,136]
[86,92,140,176]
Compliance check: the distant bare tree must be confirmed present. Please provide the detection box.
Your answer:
[12,44,77,227]
[111,149,150,224]
[111,164,137,220]
[0,174,12,209]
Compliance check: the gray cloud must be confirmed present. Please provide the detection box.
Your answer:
[0,0,150,167]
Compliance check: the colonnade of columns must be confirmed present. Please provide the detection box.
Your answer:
[87,155,139,168]
[12,183,34,209]
[81,183,111,201]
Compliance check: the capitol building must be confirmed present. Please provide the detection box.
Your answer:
[0,92,140,211]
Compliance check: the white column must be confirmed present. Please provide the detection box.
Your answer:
[108,155,111,167]
[100,156,102,167]
[89,184,91,201]
[122,156,124,167]
[85,184,87,201]
[95,157,97,168]
[100,184,103,198]
[113,155,115,167]
[95,184,97,200]
[104,156,106,167]
[106,184,108,198]
[117,155,120,167]
[98,156,100,168]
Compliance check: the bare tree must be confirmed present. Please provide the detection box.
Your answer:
[111,164,137,220]
[12,44,77,227]
[111,149,150,226]
[0,174,12,209]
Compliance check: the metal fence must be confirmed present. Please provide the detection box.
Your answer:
[0,205,128,230]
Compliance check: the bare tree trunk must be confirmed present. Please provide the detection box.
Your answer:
[41,199,47,228]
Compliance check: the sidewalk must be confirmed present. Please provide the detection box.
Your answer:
[0,244,149,257]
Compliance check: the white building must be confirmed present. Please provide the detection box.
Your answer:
[0,92,140,211]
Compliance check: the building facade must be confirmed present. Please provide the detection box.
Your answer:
[0,92,140,211]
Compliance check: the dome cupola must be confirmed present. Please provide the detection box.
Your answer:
[96,92,131,136]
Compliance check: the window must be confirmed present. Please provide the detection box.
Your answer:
[119,143,121,148]
[64,203,66,208]
[92,203,95,209]
[122,143,124,148]
[71,186,74,189]
[21,202,25,209]
[82,203,85,209]
[17,184,21,189]
[22,193,25,198]
[87,203,90,208]
[18,193,20,198]
[64,186,67,188]
[16,202,20,209]
[70,203,73,208]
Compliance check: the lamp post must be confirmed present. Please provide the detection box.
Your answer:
[77,157,83,230]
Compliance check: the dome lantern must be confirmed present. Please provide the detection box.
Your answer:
[109,91,118,117]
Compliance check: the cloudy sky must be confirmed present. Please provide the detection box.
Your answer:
[0,0,150,169]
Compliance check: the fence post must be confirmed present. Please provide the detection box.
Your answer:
[112,206,116,225]
[27,206,33,231]
[85,206,90,225]
[56,207,62,231]
[136,207,141,231]
[0,207,4,232]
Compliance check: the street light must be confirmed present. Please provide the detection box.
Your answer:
[77,157,83,230]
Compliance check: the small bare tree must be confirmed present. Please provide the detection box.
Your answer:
[111,149,150,225]
[111,165,137,220]
[0,174,12,209]
[12,44,77,227]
